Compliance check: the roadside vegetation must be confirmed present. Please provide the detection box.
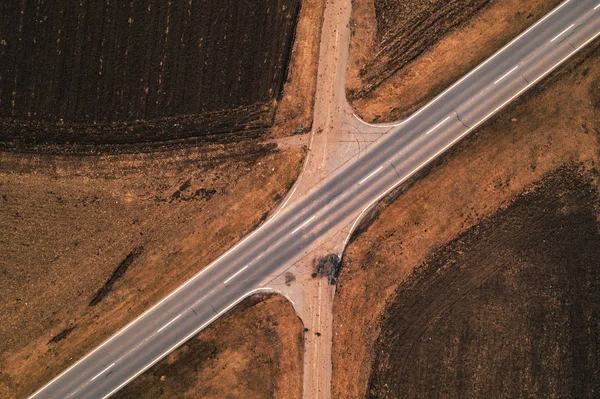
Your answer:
[347,0,562,122]
[115,295,304,399]
[0,0,329,396]
[334,30,600,398]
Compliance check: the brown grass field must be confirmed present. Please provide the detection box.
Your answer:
[333,37,600,398]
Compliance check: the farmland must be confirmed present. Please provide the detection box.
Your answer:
[0,0,300,150]
[347,0,562,122]
[368,168,600,398]
[350,0,491,99]
[0,0,322,396]
[114,295,304,399]
[333,36,600,398]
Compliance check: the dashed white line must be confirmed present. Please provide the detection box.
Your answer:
[425,116,451,135]
[223,265,249,284]
[494,65,519,84]
[156,314,182,333]
[99,287,278,399]
[551,23,575,42]
[344,27,600,251]
[358,166,383,185]
[291,216,316,235]
[114,17,600,399]
[90,363,115,382]
[351,0,573,129]
[28,2,595,398]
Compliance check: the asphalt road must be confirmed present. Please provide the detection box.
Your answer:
[30,1,600,397]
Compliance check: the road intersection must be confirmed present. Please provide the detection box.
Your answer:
[30,0,600,397]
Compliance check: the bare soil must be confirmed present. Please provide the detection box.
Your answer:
[0,0,327,396]
[0,0,300,150]
[332,38,600,398]
[368,167,600,398]
[272,0,326,138]
[114,294,304,399]
[347,0,561,122]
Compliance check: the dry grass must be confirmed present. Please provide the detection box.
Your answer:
[332,40,600,398]
[0,145,303,398]
[114,295,304,399]
[347,0,562,122]
[0,0,330,395]
[272,0,326,138]
[367,167,600,398]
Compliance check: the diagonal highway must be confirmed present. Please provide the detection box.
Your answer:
[29,0,600,397]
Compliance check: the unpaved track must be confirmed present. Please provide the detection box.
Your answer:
[29,1,600,398]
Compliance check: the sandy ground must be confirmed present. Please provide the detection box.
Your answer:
[114,294,304,399]
[347,0,562,122]
[332,37,600,398]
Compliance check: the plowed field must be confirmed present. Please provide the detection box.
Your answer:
[333,38,600,398]
[0,0,300,150]
[351,0,491,99]
[346,0,561,122]
[369,168,600,398]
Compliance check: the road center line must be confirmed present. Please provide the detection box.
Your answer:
[156,314,182,333]
[223,265,249,284]
[551,23,575,42]
[90,363,115,382]
[291,215,316,235]
[358,166,383,185]
[425,116,451,135]
[494,65,519,84]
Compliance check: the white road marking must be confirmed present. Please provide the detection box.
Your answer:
[99,287,278,399]
[156,314,182,333]
[551,23,575,42]
[82,21,600,399]
[29,2,593,397]
[595,4,600,10]
[321,136,328,169]
[278,186,297,211]
[291,216,316,235]
[29,144,304,399]
[425,116,451,135]
[223,265,249,284]
[104,20,600,399]
[344,28,600,251]
[494,65,519,84]
[30,0,577,389]
[358,166,383,185]
[352,0,573,128]
[90,363,115,382]
[271,129,315,219]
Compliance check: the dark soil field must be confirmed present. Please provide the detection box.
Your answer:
[114,295,304,399]
[332,36,600,398]
[346,0,561,122]
[0,0,300,150]
[0,0,326,395]
[368,167,600,398]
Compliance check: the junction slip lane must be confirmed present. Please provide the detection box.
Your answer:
[30,1,600,398]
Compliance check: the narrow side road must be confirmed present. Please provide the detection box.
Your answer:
[28,1,600,398]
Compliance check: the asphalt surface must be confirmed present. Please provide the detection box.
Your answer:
[30,1,600,398]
